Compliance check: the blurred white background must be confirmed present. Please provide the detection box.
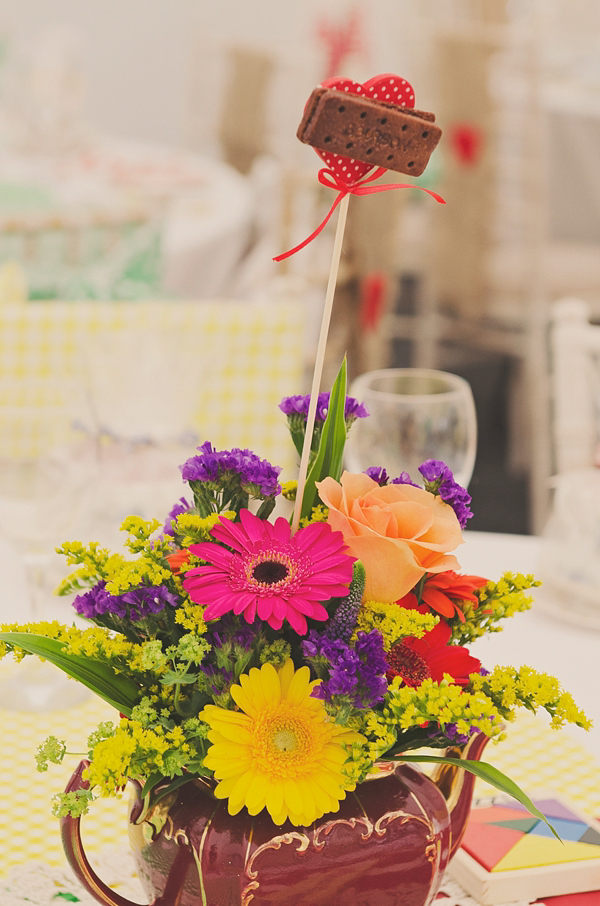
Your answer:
[1,0,600,536]
[0,0,370,147]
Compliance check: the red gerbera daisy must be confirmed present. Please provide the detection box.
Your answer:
[386,621,481,687]
[397,570,488,622]
[183,509,355,634]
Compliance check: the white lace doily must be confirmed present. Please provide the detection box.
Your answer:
[0,850,146,906]
[436,876,538,906]
[0,852,542,906]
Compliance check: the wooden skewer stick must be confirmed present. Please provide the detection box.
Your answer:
[291,192,350,534]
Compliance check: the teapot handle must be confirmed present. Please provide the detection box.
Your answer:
[60,760,153,906]
[432,731,491,860]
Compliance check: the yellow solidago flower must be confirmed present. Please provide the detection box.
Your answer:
[173,511,233,547]
[174,597,207,633]
[384,677,504,739]
[299,504,329,527]
[471,665,592,730]
[281,480,297,501]
[201,659,363,827]
[85,719,191,796]
[104,557,171,596]
[454,572,539,645]
[342,710,397,783]
[355,600,438,650]
[120,516,162,553]
[0,620,83,661]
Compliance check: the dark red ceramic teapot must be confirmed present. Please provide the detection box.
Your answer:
[61,731,488,906]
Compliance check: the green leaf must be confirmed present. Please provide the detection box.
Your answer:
[160,671,198,686]
[141,771,164,799]
[300,358,348,519]
[139,771,210,821]
[0,633,140,716]
[255,496,276,520]
[135,772,190,824]
[396,754,560,839]
[150,773,199,807]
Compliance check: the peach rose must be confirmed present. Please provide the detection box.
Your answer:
[316,471,463,603]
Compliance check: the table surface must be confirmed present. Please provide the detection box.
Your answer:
[458,531,600,759]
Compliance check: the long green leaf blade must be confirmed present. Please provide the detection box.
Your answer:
[321,356,348,482]
[396,753,559,839]
[300,358,347,519]
[0,632,140,715]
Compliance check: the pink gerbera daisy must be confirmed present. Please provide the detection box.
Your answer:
[183,509,355,634]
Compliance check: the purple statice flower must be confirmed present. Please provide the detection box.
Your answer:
[353,631,389,703]
[201,664,234,695]
[419,459,454,485]
[279,392,369,423]
[181,441,221,482]
[180,442,281,497]
[391,472,419,487]
[345,397,369,420]
[281,393,369,458]
[279,393,328,421]
[363,466,390,486]
[438,482,473,530]
[232,450,281,497]
[418,459,473,529]
[302,629,387,709]
[162,497,192,537]
[210,616,255,653]
[73,581,126,619]
[119,586,179,621]
[209,615,257,677]
[73,581,178,624]
[363,467,419,488]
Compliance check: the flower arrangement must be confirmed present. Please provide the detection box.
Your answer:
[0,361,590,831]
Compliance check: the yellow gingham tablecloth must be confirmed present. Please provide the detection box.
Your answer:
[1,689,129,874]
[0,299,306,472]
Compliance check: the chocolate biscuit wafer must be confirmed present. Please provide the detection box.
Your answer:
[297,87,441,177]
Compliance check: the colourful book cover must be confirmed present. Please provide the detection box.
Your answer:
[448,798,600,905]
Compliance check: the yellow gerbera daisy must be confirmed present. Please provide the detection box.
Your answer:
[201,659,363,827]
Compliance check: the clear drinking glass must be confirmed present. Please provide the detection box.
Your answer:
[345,368,477,487]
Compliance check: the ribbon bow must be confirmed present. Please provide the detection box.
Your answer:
[274,167,445,262]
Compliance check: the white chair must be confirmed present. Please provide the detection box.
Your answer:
[549,297,600,474]
[537,297,600,629]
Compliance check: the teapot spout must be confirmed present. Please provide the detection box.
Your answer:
[432,731,490,860]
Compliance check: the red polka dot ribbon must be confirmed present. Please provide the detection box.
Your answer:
[273,167,445,262]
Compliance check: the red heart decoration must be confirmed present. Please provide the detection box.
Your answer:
[316,73,416,184]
